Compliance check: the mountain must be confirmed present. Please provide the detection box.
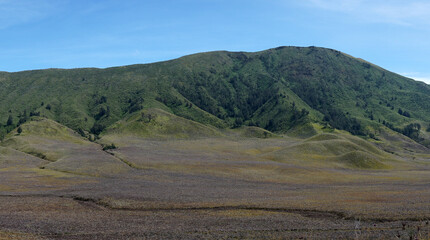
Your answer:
[0,46,429,147]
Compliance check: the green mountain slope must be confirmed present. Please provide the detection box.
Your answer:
[0,46,429,146]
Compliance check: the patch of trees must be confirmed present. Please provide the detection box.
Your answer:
[290,108,309,123]
[18,110,28,125]
[323,108,363,135]
[265,104,310,132]
[30,111,40,117]
[76,128,86,137]
[383,120,421,141]
[96,96,107,104]
[398,108,411,118]
[155,95,182,108]
[0,109,35,139]
[233,117,243,128]
[94,106,110,120]
[185,102,193,108]
[362,62,371,69]
[102,143,117,151]
[402,123,421,140]
[7,115,13,126]
[173,71,274,124]
[382,120,399,132]
[90,122,105,135]
[292,82,328,109]
[127,97,144,113]
[138,112,154,123]
[0,129,5,141]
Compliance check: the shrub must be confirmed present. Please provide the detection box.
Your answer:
[6,115,13,126]
[103,143,117,151]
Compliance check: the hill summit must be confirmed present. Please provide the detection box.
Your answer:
[0,46,429,146]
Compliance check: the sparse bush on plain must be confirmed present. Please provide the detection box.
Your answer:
[102,143,117,151]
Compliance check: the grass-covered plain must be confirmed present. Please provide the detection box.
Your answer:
[0,116,429,239]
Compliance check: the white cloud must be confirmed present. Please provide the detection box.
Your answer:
[302,0,430,26]
[401,72,430,84]
[0,0,61,29]
[412,77,430,85]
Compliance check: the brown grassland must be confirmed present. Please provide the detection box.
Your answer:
[0,118,429,239]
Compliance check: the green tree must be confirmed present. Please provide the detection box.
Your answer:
[6,115,13,126]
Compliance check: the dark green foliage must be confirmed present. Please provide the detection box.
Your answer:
[94,107,107,120]
[323,108,363,135]
[18,111,28,125]
[402,123,421,140]
[17,126,22,134]
[0,130,5,141]
[102,143,117,151]
[384,121,422,142]
[90,122,105,135]
[30,111,40,117]
[6,115,13,126]
[77,128,86,137]
[398,108,411,118]
[402,111,411,118]
[128,97,144,113]
[98,96,107,104]
[234,118,243,128]
[139,112,154,123]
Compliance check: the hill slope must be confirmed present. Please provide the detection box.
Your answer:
[0,46,429,146]
[0,117,130,176]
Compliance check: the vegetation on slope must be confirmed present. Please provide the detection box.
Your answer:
[0,46,429,146]
[103,108,223,139]
[265,133,392,169]
[0,117,130,176]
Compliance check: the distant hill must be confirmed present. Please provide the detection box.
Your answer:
[0,46,429,146]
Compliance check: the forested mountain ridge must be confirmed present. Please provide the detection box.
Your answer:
[0,46,429,146]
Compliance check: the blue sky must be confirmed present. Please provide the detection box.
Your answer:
[0,0,429,84]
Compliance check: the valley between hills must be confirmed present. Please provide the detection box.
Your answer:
[0,46,429,239]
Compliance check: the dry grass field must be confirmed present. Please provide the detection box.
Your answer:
[0,120,430,239]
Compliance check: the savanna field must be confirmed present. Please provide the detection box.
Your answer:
[0,47,430,239]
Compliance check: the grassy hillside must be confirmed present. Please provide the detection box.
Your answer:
[0,117,130,176]
[102,108,223,140]
[0,46,429,146]
[264,133,393,169]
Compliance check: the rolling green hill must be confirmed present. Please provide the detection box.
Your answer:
[0,46,429,147]
[1,117,130,176]
[102,108,223,140]
[264,133,392,169]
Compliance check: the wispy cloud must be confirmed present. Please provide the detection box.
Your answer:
[0,0,61,29]
[302,0,430,26]
[412,77,430,85]
[401,72,430,84]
